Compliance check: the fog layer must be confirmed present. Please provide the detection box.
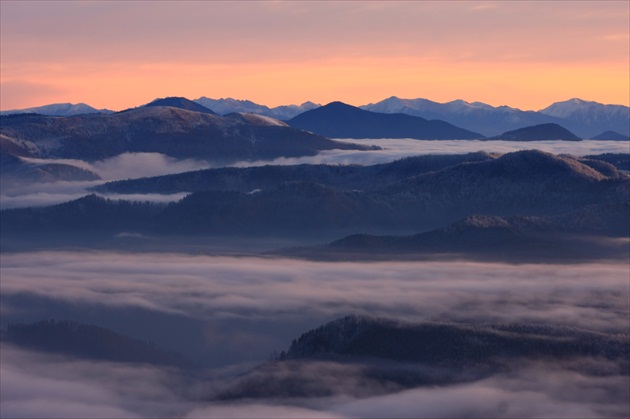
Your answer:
[1,252,628,418]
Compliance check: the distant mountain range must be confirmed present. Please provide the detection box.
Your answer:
[194,97,320,120]
[362,97,630,138]
[3,96,627,138]
[0,100,371,164]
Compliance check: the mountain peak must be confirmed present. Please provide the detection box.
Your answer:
[325,101,354,108]
[142,97,217,115]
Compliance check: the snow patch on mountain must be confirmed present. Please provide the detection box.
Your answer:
[0,103,110,116]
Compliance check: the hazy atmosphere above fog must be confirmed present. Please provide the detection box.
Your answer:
[1,1,628,111]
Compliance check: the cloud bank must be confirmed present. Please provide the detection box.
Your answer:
[236,139,630,168]
[2,252,628,332]
[1,252,628,418]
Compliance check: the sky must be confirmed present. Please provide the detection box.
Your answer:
[0,1,628,111]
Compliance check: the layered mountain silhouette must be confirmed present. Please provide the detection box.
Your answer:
[0,102,372,163]
[362,97,560,137]
[3,150,627,254]
[4,96,627,138]
[288,101,483,139]
[363,96,629,138]
[489,123,581,141]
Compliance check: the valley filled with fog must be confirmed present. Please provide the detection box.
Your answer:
[2,134,628,418]
[2,251,628,418]
[2,0,629,416]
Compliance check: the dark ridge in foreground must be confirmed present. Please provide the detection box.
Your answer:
[286,316,629,364]
[216,315,629,400]
[2,319,192,367]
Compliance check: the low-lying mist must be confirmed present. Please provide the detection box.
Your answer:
[236,139,630,167]
[1,251,628,418]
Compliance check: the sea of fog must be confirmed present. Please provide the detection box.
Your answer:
[1,139,628,209]
[1,252,629,418]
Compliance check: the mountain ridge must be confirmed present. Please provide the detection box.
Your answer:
[3,96,627,138]
[3,150,627,254]
[0,105,372,163]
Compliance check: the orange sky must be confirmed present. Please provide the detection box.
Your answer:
[1,1,628,111]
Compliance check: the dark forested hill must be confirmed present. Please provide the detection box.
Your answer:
[288,102,482,139]
[215,315,628,400]
[285,316,628,364]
